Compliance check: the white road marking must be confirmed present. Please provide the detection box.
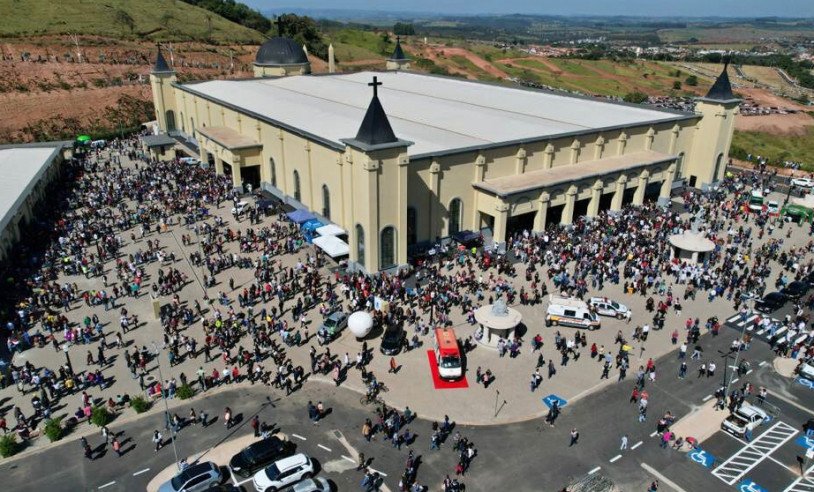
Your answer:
[703,394,714,402]
[98,482,116,489]
[746,370,753,375]
[759,361,768,367]
[609,454,622,463]
[650,431,658,437]
[318,444,332,452]
[731,378,739,384]
[342,455,356,463]
[631,441,643,450]
[369,467,388,477]
[292,433,307,441]
[588,466,601,475]
[133,468,150,476]
[641,463,688,492]
[234,477,254,487]
[726,315,740,323]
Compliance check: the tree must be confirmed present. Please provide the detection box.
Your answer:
[393,23,415,35]
[0,435,18,458]
[672,80,682,90]
[44,417,64,442]
[90,406,112,427]
[129,396,151,414]
[114,9,135,34]
[176,383,195,400]
[623,91,648,104]
[277,14,329,61]
[377,32,392,56]
[685,75,698,86]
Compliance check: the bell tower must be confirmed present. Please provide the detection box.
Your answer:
[149,45,177,133]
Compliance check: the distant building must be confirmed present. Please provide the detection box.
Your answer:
[149,34,738,273]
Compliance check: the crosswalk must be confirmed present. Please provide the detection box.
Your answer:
[725,313,813,347]
[712,421,799,485]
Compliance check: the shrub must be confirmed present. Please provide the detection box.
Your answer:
[176,383,195,400]
[685,75,698,86]
[90,406,112,427]
[0,434,18,458]
[130,396,151,414]
[672,80,682,90]
[43,417,64,442]
[623,91,648,104]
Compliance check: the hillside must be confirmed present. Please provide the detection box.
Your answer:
[0,0,264,43]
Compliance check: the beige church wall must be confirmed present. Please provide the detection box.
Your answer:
[308,144,344,222]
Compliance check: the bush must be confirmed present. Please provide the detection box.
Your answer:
[672,80,682,90]
[0,434,18,458]
[623,91,648,104]
[90,406,112,427]
[130,396,151,414]
[176,383,195,400]
[685,75,698,86]
[43,417,64,442]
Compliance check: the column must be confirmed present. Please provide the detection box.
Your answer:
[493,202,510,245]
[611,176,627,212]
[515,148,526,174]
[230,160,241,189]
[198,139,207,165]
[632,171,649,206]
[533,192,550,232]
[214,155,224,176]
[659,164,676,207]
[587,181,603,217]
[560,187,577,225]
[429,161,440,240]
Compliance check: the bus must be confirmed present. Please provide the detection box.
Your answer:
[434,328,463,380]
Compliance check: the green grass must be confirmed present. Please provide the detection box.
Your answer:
[732,127,814,171]
[446,55,499,81]
[332,42,381,63]
[0,0,263,43]
[326,29,391,58]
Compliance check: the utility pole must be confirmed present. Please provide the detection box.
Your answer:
[152,341,181,470]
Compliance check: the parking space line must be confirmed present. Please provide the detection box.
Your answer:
[759,361,768,367]
[641,463,688,492]
[649,431,657,437]
[588,466,601,475]
[342,455,356,463]
[292,433,307,440]
[133,468,150,476]
[369,467,388,477]
[703,394,714,402]
[98,482,116,490]
[731,378,739,384]
[234,477,254,488]
[746,370,753,375]
[712,421,798,485]
[720,430,801,476]
[609,454,622,463]
[318,444,332,452]
[631,441,643,450]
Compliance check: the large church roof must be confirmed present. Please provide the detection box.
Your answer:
[179,71,692,158]
[255,37,308,66]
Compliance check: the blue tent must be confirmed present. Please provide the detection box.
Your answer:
[301,219,323,243]
[286,210,316,224]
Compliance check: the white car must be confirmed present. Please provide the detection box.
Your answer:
[767,200,780,216]
[589,297,631,319]
[791,177,814,188]
[231,201,249,215]
[253,453,314,492]
[798,359,814,381]
[721,402,769,438]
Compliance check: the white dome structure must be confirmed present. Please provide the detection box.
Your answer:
[348,311,374,338]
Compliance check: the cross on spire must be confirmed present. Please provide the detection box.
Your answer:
[396,35,400,43]
[275,16,284,37]
[368,76,383,98]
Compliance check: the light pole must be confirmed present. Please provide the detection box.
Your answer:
[62,344,73,374]
[152,341,181,470]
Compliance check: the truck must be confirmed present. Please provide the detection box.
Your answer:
[721,402,769,438]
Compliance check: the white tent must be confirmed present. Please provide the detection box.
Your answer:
[316,224,346,237]
[312,235,350,258]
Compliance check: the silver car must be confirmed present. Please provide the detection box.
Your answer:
[158,461,222,492]
[288,477,331,492]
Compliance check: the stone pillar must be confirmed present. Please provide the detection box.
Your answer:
[561,187,577,225]
[611,175,627,211]
[543,144,554,170]
[533,192,550,232]
[633,170,649,206]
[515,148,527,175]
[587,180,603,217]
[230,160,242,189]
[429,161,440,239]
[659,164,676,207]
[215,155,224,176]
[493,202,510,245]
[198,139,207,166]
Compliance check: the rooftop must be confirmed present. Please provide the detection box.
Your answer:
[179,71,692,158]
[0,145,62,236]
[197,126,261,150]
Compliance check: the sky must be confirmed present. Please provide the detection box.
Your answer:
[246,0,814,18]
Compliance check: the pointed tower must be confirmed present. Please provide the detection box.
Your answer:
[149,44,178,133]
[328,44,336,73]
[686,60,740,189]
[386,36,410,71]
[341,75,413,272]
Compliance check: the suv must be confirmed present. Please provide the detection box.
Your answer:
[317,311,347,343]
[754,292,787,313]
[252,453,314,491]
[721,403,769,438]
[229,435,293,478]
[290,478,331,492]
[782,281,809,300]
[380,325,406,355]
[159,462,222,492]
[588,297,631,319]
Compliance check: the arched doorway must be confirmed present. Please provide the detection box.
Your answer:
[165,110,176,132]
[407,207,417,246]
[322,185,331,219]
[448,198,462,236]
[293,170,301,202]
[380,226,396,270]
[269,158,277,187]
[355,224,365,267]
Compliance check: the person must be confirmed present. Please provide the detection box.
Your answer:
[620,434,628,450]
[112,436,122,457]
[648,480,659,492]
[569,428,579,446]
[101,425,110,444]
[357,452,366,470]
[152,430,163,452]
[389,357,398,374]
[251,415,260,437]
[224,407,233,429]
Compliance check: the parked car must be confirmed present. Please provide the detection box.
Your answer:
[767,200,780,216]
[545,296,601,330]
[782,281,809,300]
[754,292,787,313]
[231,201,249,216]
[252,453,314,492]
[796,358,814,381]
[721,402,770,438]
[159,462,222,492]
[380,325,406,355]
[289,478,331,492]
[317,311,347,344]
[588,297,631,319]
[229,434,293,478]
[791,177,814,188]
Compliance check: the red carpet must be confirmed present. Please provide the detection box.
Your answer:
[426,350,469,389]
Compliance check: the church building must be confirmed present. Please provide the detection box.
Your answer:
[149,33,739,273]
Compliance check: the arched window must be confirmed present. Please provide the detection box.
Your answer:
[448,198,463,235]
[165,110,176,132]
[322,185,331,219]
[675,152,685,179]
[356,224,365,266]
[407,207,417,245]
[180,112,185,132]
[713,153,724,182]
[380,226,396,270]
[190,117,195,137]
[269,158,277,187]
[293,170,301,202]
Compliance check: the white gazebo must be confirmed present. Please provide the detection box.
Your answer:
[669,230,715,264]
[473,299,523,348]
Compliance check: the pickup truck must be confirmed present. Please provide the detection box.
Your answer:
[721,403,769,438]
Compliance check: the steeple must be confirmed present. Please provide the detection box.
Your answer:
[342,75,412,151]
[390,36,408,61]
[703,60,737,102]
[386,36,411,71]
[151,44,174,74]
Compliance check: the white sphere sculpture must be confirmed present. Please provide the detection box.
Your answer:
[348,311,374,338]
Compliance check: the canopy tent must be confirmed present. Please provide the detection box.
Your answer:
[301,219,323,243]
[286,210,316,224]
[316,224,346,237]
[312,235,350,258]
[782,203,814,223]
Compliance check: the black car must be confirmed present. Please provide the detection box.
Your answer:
[754,292,787,313]
[229,436,293,478]
[380,325,406,355]
[782,281,809,300]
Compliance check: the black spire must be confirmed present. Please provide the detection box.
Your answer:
[353,76,398,145]
[275,16,284,37]
[152,44,173,74]
[390,36,408,61]
[704,60,736,101]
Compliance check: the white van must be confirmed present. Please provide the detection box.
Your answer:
[545,296,601,330]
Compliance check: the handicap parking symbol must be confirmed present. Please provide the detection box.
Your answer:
[542,394,568,409]
[797,377,814,390]
[688,449,716,468]
[796,435,814,451]
[737,479,768,492]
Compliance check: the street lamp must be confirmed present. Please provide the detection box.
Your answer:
[62,344,73,374]
[152,341,181,470]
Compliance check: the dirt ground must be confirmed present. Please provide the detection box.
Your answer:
[735,111,814,135]
[419,44,508,79]
[737,87,810,111]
